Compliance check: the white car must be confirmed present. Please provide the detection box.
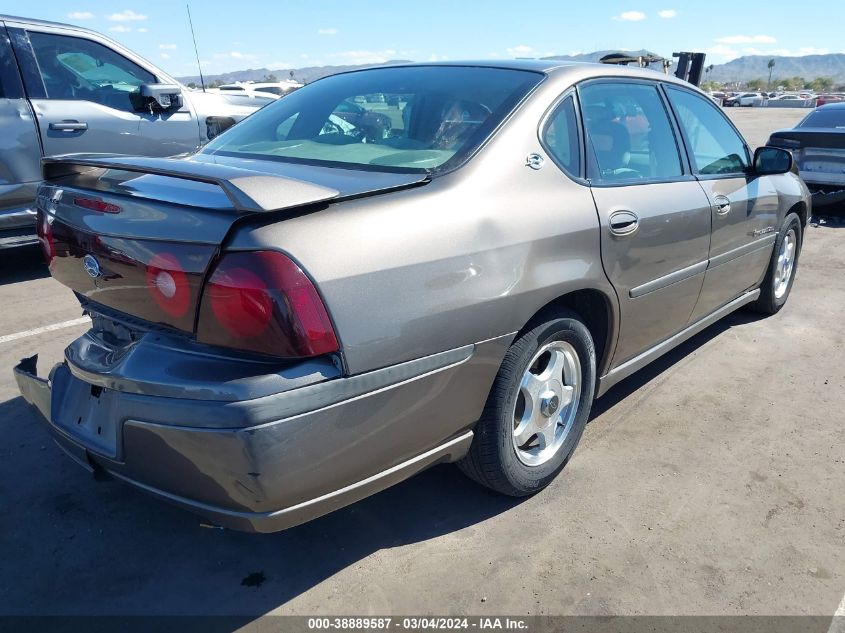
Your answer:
[753,94,815,107]
[215,80,303,99]
[724,92,765,107]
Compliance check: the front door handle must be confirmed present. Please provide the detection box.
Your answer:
[49,120,88,132]
[713,195,731,216]
[608,210,639,236]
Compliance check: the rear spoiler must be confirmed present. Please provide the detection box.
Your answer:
[768,129,845,151]
[42,155,340,213]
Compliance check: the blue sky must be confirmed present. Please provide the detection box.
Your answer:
[3,0,843,76]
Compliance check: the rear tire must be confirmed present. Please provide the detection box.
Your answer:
[458,310,596,496]
[750,212,802,315]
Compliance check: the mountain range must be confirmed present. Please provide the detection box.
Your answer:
[176,50,845,87]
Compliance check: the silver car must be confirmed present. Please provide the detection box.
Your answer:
[0,14,267,250]
[16,61,810,532]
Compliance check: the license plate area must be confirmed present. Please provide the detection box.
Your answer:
[50,364,120,459]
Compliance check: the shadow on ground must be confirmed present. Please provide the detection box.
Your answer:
[0,306,765,618]
[590,307,766,418]
[0,245,49,285]
[810,213,845,229]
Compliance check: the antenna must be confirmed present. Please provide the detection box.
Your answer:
[186,4,206,92]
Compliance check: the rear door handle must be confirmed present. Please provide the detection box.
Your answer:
[608,210,639,236]
[713,195,731,216]
[49,120,88,132]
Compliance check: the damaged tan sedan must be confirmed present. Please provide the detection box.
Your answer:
[16,61,809,532]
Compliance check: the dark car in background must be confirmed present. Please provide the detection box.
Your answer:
[768,103,845,210]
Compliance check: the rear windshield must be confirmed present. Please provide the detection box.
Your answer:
[798,109,845,129]
[202,66,543,173]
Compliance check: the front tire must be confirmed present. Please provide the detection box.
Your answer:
[750,212,802,315]
[458,311,596,496]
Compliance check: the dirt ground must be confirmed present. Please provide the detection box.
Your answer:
[0,108,842,620]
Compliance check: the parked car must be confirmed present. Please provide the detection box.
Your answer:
[723,92,765,107]
[16,61,809,532]
[0,14,269,250]
[215,80,304,99]
[753,94,815,108]
[708,91,727,105]
[816,94,845,107]
[767,102,845,209]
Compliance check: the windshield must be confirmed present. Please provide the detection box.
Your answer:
[798,109,845,129]
[202,65,543,173]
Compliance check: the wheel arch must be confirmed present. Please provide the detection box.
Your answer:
[787,199,809,228]
[518,287,618,383]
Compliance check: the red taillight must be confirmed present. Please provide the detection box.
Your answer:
[145,253,191,318]
[37,210,55,264]
[197,251,339,358]
[73,197,122,214]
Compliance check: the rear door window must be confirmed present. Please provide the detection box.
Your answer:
[579,81,683,183]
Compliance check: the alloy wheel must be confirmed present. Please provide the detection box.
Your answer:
[512,340,582,467]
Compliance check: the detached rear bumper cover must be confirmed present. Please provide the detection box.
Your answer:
[809,187,845,209]
[13,337,510,532]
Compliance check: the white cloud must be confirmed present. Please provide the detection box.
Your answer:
[160,52,170,60]
[700,44,738,62]
[702,34,828,62]
[745,46,830,57]
[159,44,177,50]
[136,27,148,33]
[214,51,258,61]
[613,10,646,21]
[657,9,676,18]
[67,11,94,20]
[317,27,338,35]
[109,25,132,33]
[427,53,449,62]
[107,9,147,22]
[715,34,776,44]
[328,50,397,64]
[795,47,830,56]
[506,44,535,57]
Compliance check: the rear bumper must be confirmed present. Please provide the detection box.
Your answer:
[14,334,510,532]
[804,182,845,210]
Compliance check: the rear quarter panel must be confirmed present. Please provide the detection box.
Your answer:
[228,76,618,375]
[0,98,41,218]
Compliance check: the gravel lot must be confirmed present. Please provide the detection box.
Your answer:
[0,108,842,619]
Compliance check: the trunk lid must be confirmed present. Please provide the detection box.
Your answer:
[768,128,845,189]
[39,154,427,334]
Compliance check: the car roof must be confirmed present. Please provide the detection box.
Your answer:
[334,59,697,90]
[818,102,845,110]
[379,58,647,75]
[0,13,102,35]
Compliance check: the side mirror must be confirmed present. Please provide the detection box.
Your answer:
[754,146,793,175]
[137,84,182,112]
